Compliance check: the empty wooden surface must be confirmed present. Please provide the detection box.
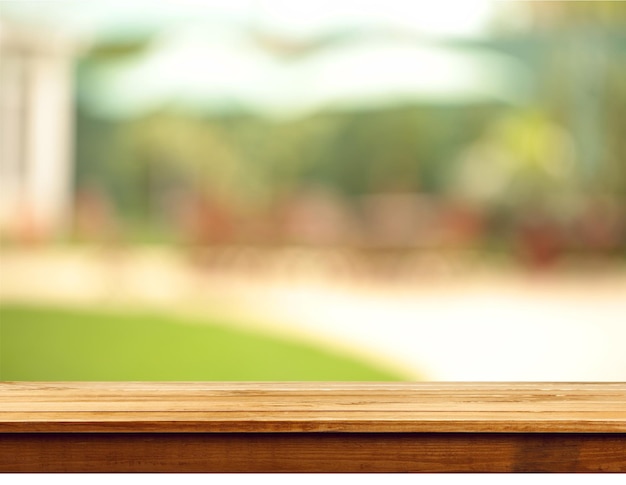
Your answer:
[1,382,625,433]
[1,382,625,472]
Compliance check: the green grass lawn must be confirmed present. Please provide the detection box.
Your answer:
[0,303,404,381]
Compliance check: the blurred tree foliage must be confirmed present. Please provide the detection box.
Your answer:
[73,1,625,254]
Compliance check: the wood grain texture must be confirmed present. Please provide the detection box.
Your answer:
[1,382,625,472]
[1,432,625,472]
[1,382,625,433]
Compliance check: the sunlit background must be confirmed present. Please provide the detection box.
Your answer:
[1,0,625,381]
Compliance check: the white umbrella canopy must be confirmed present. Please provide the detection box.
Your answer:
[79,28,281,118]
[272,38,531,118]
[80,32,531,120]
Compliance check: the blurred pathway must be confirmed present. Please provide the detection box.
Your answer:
[2,246,625,381]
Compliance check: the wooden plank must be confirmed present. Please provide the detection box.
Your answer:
[1,382,625,433]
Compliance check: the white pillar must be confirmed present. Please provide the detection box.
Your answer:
[0,52,25,231]
[0,22,76,240]
[23,51,74,237]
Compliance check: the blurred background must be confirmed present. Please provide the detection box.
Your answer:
[1,0,625,381]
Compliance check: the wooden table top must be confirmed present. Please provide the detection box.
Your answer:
[2,381,625,434]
